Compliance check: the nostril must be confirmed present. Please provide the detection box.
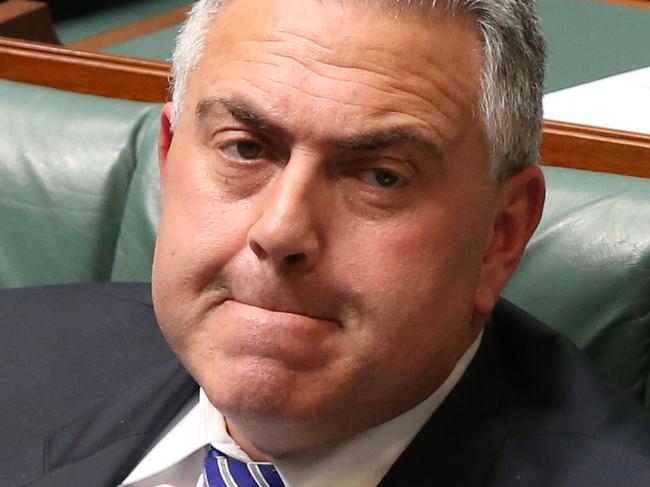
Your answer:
[250,240,267,259]
[285,253,306,265]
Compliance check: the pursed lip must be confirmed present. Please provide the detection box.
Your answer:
[215,299,341,366]
[222,297,341,327]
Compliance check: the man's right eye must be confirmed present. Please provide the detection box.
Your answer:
[222,140,264,160]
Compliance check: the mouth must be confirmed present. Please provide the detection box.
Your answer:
[222,298,341,328]
[209,299,341,367]
[223,281,340,319]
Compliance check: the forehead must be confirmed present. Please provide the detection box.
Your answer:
[184,0,483,147]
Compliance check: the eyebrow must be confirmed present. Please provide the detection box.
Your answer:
[195,96,444,160]
[196,96,283,134]
[334,128,444,161]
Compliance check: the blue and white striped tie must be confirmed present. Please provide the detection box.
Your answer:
[203,447,285,487]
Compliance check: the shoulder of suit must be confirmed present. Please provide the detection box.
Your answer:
[486,298,650,484]
[0,281,153,307]
[0,283,193,487]
[0,281,154,325]
[0,281,167,362]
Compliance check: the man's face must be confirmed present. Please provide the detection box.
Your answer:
[153,0,504,453]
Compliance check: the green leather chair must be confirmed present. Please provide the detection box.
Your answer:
[0,79,160,286]
[1,79,649,407]
[503,170,650,404]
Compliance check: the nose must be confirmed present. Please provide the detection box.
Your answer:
[247,157,322,274]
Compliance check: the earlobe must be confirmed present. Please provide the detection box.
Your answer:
[158,102,175,196]
[475,165,546,315]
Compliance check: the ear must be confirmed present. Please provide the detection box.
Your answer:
[475,165,546,315]
[158,102,175,196]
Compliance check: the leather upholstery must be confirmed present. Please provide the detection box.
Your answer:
[1,79,649,406]
[0,80,160,287]
[504,168,650,403]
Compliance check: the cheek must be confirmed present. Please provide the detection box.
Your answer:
[155,156,255,291]
[339,207,487,339]
[356,210,480,282]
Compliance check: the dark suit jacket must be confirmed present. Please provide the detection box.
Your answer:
[2,283,650,486]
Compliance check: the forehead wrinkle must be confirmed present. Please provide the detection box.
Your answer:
[264,9,482,110]
[266,29,458,94]
[194,83,450,162]
[195,3,480,155]
[240,60,458,146]
[265,28,335,56]
[197,68,455,155]
[230,48,465,139]
[238,31,476,132]
[198,5,481,138]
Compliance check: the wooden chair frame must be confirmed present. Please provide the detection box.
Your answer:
[2,36,649,179]
[0,36,169,103]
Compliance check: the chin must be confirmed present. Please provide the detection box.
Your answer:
[197,357,304,414]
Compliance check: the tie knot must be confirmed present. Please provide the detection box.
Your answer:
[204,447,285,487]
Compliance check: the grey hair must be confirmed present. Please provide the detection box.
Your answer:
[170,0,545,181]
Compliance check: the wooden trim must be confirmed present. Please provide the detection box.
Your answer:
[598,0,650,10]
[0,36,170,102]
[67,6,189,52]
[0,0,59,44]
[1,38,649,178]
[541,120,650,179]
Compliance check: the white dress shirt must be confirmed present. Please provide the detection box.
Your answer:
[121,332,482,487]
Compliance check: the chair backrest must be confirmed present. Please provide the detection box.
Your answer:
[0,79,160,287]
[504,167,650,404]
[2,79,649,406]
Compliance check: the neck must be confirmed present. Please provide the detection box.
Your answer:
[225,417,273,461]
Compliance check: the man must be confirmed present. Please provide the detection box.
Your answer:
[2,0,650,486]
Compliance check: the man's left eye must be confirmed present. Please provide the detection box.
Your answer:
[359,169,404,188]
[223,140,264,160]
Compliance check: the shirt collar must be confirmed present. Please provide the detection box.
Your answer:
[122,331,482,486]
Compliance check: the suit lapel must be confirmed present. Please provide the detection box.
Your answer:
[379,323,510,487]
[36,359,197,487]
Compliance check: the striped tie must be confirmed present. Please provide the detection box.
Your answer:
[203,447,285,487]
